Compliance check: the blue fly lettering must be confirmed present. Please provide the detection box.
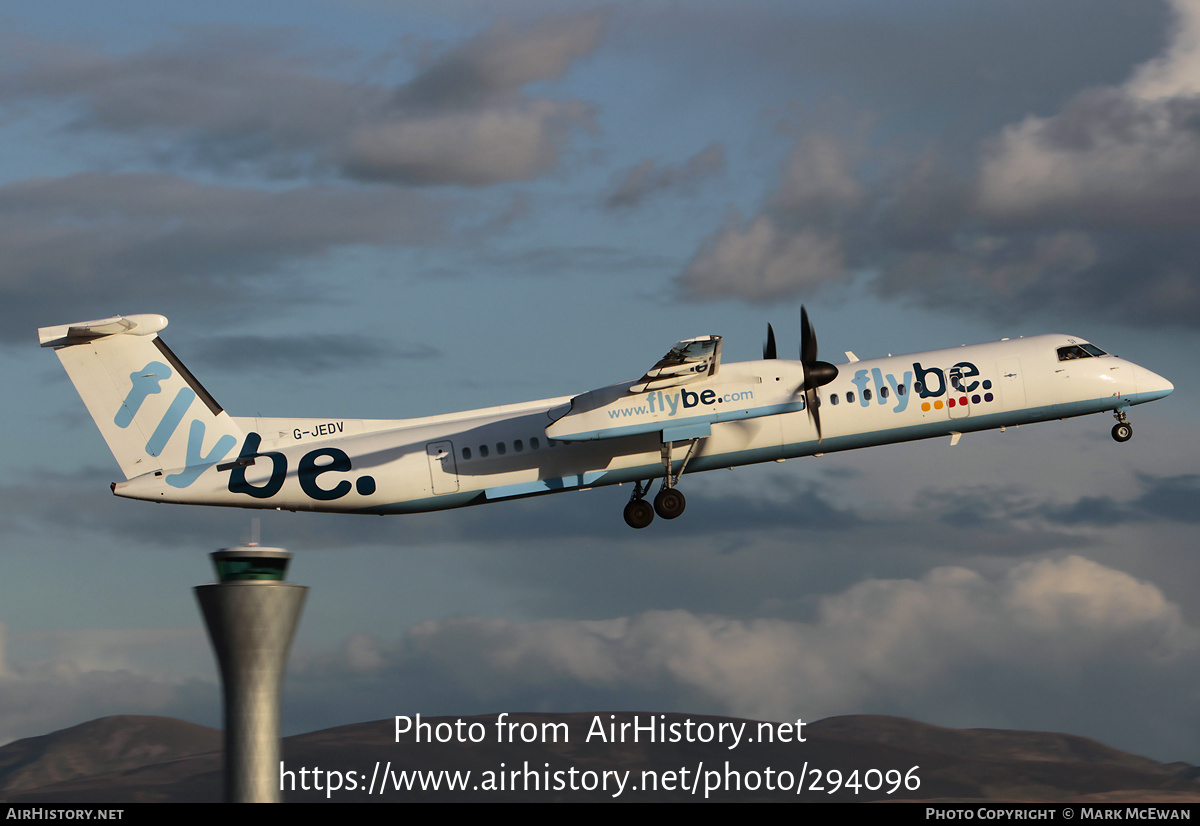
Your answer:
[115,361,172,428]
[144,387,195,456]
[166,420,238,488]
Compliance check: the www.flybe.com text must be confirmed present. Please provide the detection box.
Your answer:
[608,388,757,419]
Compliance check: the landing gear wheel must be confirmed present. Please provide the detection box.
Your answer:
[653,488,686,520]
[623,499,654,529]
[1112,422,1133,442]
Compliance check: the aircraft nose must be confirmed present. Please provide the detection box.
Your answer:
[1136,365,1174,401]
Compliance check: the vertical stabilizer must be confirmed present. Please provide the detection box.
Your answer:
[39,314,242,483]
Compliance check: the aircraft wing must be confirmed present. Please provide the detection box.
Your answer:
[630,335,722,393]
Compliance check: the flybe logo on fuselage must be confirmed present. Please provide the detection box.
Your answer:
[850,360,996,413]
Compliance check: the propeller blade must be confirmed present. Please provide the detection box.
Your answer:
[763,323,777,360]
[800,305,817,364]
[806,386,822,441]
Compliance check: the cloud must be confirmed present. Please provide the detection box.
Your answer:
[675,135,861,301]
[342,12,606,185]
[343,99,592,186]
[1,14,607,187]
[287,556,1200,759]
[0,623,216,745]
[679,213,846,302]
[397,12,607,109]
[0,28,374,176]
[1034,474,1200,527]
[604,143,726,209]
[0,172,445,338]
[675,0,1200,328]
[3,557,1194,760]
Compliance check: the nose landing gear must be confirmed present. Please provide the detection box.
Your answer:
[1112,409,1132,442]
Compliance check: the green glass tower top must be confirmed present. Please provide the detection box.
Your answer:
[211,546,291,582]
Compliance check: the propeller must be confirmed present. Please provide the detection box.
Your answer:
[763,306,839,440]
[799,306,838,441]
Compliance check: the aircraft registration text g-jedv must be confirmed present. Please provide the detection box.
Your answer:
[39,310,1173,529]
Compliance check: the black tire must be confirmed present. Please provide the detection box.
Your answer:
[653,488,686,520]
[1112,422,1133,442]
[623,499,654,529]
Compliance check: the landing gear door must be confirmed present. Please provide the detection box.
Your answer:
[426,441,460,495]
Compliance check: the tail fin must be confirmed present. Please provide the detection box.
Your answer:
[39,314,242,486]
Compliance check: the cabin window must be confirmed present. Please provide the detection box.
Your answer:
[898,384,906,396]
[530,437,541,449]
[915,381,924,394]
[831,393,839,405]
[514,439,524,452]
[864,388,873,401]
[496,442,507,455]
[880,386,889,400]
[846,391,855,403]
[480,445,489,458]
[462,447,472,461]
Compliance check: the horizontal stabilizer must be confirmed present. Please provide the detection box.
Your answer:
[39,314,168,348]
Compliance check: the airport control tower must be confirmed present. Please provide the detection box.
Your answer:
[195,546,307,804]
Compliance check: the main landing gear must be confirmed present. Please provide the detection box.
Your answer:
[1111,409,1133,443]
[623,438,700,529]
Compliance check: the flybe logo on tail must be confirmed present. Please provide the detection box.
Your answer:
[115,361,237,488]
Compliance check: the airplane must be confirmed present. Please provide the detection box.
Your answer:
[39,309,1173,529]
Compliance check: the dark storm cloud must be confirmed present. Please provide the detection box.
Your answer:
[627,0,1168,133]
[603,143,726,209]
[0,28,377,175]
[0,172,446,341]
[676,0,1200,328]
[1031,473,1200,527]
[0,13,606,186]
[194,334,439,372]
[396,11,606,110]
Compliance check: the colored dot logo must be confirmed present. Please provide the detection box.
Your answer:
[921,390,995,413]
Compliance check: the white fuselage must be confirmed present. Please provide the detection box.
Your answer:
[111,334,1173,515]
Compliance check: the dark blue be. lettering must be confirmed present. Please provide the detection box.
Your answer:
[228,433,287,499]
[913,362,946,398]
[298,448,353,501]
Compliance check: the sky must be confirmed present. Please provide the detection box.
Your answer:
[2,0,1200,767]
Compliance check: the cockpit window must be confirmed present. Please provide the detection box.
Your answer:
[1057,343,1108,361]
